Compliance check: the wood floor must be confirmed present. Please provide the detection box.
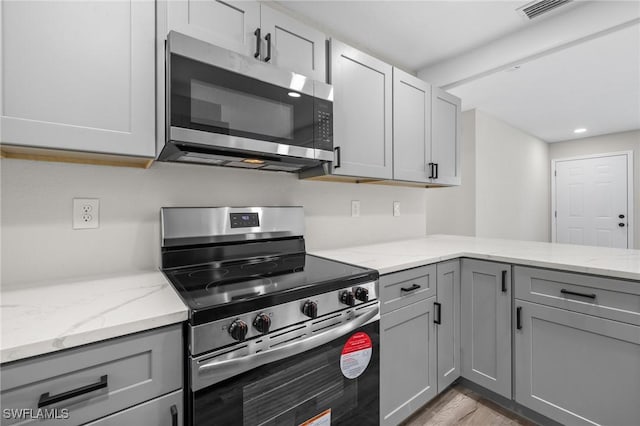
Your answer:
[402,385,537,426]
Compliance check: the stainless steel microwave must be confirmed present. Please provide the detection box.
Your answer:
[157,31,334,172]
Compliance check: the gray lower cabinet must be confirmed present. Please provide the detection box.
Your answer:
[435,260,460,393]
[0,325,182,426]
[84,390,183,426]
[460,259,512,398]
[381,297,437,426]
[514,300,640,426]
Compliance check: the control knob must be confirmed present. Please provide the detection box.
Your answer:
[302,300,318,319]
[253,313,271,334]
[340,290,356,307]
[354,287,369,303]
[228,319,248,341]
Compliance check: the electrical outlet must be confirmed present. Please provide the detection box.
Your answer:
[393,201,401,217]
[73,198,99,229]
[351,200,360,217]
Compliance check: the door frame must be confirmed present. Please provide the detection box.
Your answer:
[551,151,634,248]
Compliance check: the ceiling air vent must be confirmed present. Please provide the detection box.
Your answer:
[517,0,573,20]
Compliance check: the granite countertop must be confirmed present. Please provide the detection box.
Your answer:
[0,272,188,364]
[312,235,640,280]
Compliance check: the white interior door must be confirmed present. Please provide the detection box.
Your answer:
[554,154,630,248]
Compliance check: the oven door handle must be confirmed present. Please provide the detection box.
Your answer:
[194,304,379,389]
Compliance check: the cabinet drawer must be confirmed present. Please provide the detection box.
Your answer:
[514,266,640,325]
[84,390,183,426]
[380,265,436,314]
[1,325,182,426]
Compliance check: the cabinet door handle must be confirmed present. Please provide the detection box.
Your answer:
[428,162,434,179]
[501,270,507,292]
[334,146,341,168]
[171,404,178,426]
[516,306,522,330]
[560,289,596,299]
[254,28,261,58]
[434,302,442,324]
[434,163,439,179]
[264,33,272,62]
[400,283,421,292]
[38,375,108,408]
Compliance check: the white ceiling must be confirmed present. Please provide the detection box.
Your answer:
[449,22,640,142]
[276,0,541,72]
[274,0,640,142]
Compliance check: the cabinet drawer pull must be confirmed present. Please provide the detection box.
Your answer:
[434,302,442,324]
[560,289,596,299]
[38,375,108,408]
[171,404,178,426]
[254,28,261,59]
[501,270,507,292]
[400,284,421,293]
[516,306,522,330]
[264,33,272,62]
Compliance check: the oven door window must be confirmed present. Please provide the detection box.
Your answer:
[192,322,379,425]
[171,54,314,149]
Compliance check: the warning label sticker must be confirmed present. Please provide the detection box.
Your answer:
[299,409,331,426]
[340,332,372,379]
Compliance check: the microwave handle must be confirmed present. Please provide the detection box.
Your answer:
[254,28,261,59]
[196,304,379,384]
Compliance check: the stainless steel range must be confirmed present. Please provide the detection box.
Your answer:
[160,207,380,425]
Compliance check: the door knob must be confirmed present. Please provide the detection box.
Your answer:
[619,214,625,219]
[619,223,626,227]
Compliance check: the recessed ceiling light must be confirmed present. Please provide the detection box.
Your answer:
[288,92,301,98]
[574,128,587,134]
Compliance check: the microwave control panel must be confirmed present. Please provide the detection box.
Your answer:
[314,99,333,151]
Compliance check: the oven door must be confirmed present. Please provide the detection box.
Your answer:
[189,305,379,425]
[167,32,333,162]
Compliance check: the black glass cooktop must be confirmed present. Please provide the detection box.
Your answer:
[163,254,378,324]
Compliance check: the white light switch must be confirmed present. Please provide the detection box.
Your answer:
[351,200,361,217]
[393,201,401,217]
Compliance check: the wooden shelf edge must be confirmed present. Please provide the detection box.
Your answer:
[0,145,154,169]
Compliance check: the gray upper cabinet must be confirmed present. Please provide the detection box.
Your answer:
[431,88,461,185]
[1,0,156,157]
[381,297,437,426]
[514,300,640,426]
[330,39,393,179]
[165,2,325,81]
[436,260,461,393]
[392,68,432,183]
[166,0,260,58]
[461,259,512,399]
[259,6,326,81]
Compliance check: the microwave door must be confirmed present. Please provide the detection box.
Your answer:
[170,53,316,153]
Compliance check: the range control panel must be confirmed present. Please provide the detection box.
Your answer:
[230,212,260,228]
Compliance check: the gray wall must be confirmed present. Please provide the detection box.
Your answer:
[1,160,426,285]
[475,110,550,242]
[549,130,640,248]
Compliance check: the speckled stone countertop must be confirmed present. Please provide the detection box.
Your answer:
[312,235,640,280]
[0,272,187,364]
